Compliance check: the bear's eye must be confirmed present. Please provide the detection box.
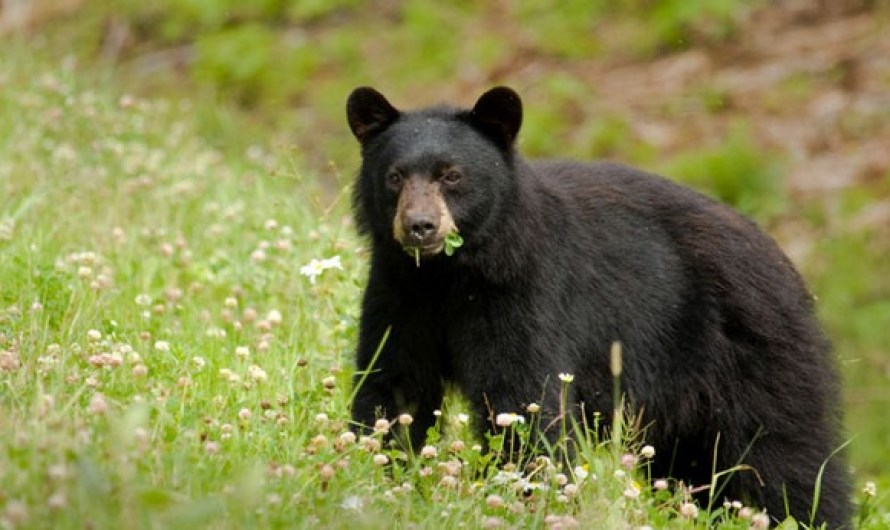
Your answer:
[441,169,462,186]
[386,171,404,188]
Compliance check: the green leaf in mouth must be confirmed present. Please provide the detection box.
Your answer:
[444,231,463,257]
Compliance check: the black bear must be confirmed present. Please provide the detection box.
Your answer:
[346,86,850,527]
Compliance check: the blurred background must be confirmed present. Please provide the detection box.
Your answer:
[3,0,889,486]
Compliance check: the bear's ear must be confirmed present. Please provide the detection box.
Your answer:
[347,87,400,143]
[470,86,523,146]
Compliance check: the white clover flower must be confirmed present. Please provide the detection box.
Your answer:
[640,445,656,459]
[373,418,390,434]
[420,445,438,459]
[300,255,343,284]
[341,495,363,511]
[248,365,267,381]
[679,502,698,519]
[135,294,151,306]
[267,309,282,325]
[495,413,525,427]
[486,494,504,509]
[456,413,469,424]
[558,372,574,383]
[751,512,770,530]
[563,483,579,498]
[573,465,589,482]
[864,481,877,497]
[154,340,170,352]
[89,393,109,415]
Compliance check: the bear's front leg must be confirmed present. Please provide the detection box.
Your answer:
[350,322,444,452]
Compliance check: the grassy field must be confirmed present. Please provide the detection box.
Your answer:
[2,4,890,527]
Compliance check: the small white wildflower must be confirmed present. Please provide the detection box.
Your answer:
[315,413,329,424]
[486,494,504,509]
[679,502,698,519]
[234,346,250,358]
[563,483,579,498]
[267,309,282,325]
[751,511,770,529]
[360,436,381,452]
[398,413,414,426]
[526,402,541,414]
[338,432,356,445]
[864,481,877,497]
[373,418,390,434]
[154,340,170,352]
[87,329,102,342]
[640,445,656,459]
[621,453,637,469]
[192,356,206,370]
[135,294,151,306]
[558,372,574,383]
[623,484,641,499]
[341,495,363,511]
[206,327,226,338]
[47,491,67,510]
[238,408,252,421]
[495,413,525,427]
[420,445,438,459]
[438,475,458,489]
[89,393,109,415]
[300,255,343,284]
[373,454,389,466]
[456,413,469,424]
[653,478,669,491]
[573,465,589,482]
[218,368,239,382]
[247,364,269,381]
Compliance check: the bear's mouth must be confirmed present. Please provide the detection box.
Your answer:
[402,242,444,260]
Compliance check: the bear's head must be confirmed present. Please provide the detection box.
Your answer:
[347,86,523,263]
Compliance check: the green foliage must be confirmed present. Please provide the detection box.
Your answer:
[661,124,784,220]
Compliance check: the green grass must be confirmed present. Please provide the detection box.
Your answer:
[1,45,888,530]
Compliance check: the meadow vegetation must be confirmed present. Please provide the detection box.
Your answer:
[2,1,889,527]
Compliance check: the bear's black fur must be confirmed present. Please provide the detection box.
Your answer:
[347,86,851,527]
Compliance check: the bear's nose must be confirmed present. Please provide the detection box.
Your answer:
[406,214,438,242]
